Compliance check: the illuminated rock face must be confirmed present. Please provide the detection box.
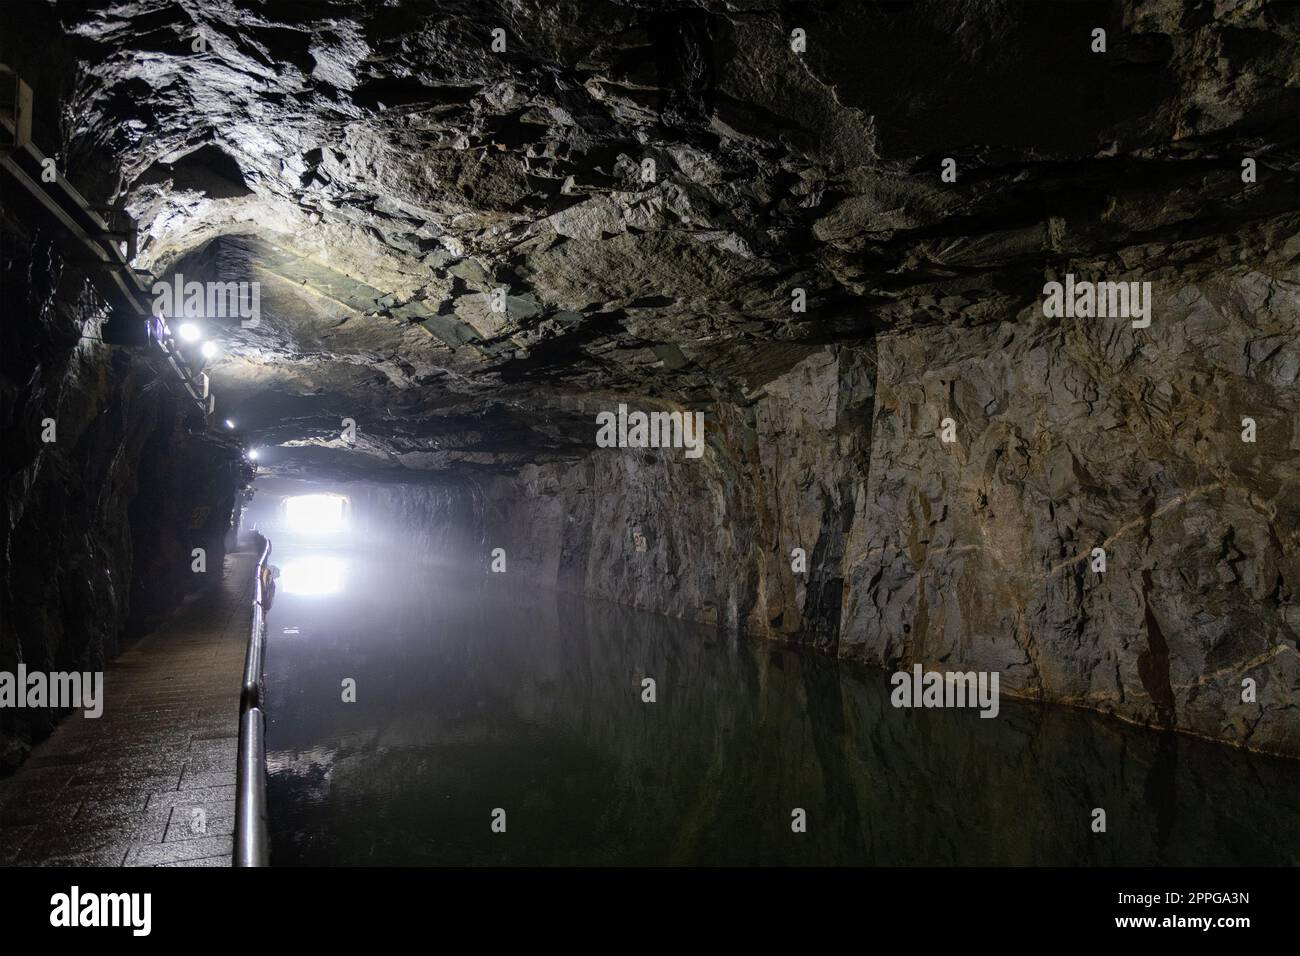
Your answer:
[1,1,1298,756]
[475,315,1299,756]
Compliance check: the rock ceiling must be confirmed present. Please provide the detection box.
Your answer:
[19,0,1300,477]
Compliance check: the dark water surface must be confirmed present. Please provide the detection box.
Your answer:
[262,542,1300,866]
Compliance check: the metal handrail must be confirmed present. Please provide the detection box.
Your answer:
[2,67,211,420]
[234,534,273,866]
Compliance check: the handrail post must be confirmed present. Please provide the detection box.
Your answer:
[234,535,272,866]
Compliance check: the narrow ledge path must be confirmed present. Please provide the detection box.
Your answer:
[0,550,255,866]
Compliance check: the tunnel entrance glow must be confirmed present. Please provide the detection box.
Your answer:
[283,493,348,533]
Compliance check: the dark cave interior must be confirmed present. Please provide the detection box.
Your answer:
[0,0,1298,871]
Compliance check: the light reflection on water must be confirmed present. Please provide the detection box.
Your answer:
[262,543,1300,866]
[278,554,347,597]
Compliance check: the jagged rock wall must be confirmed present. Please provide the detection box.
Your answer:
[0,212,245,770]
[470,279,1298,755]
[842,265,1300,756]
[252,281,1297,759]
[477,346,873,651]
[3,0,1292,764]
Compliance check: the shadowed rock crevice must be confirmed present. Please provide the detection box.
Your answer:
[1139,569,1177,730]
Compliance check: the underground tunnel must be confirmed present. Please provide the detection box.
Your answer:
[0,0,1298,908]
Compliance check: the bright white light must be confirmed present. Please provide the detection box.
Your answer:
[279,555,345,596]
[201,340,219,360]
[248,448,260,461]
[178,322,202,343]
[284,494,347,534]
[225,419,236,429]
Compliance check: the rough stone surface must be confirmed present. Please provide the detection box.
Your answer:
[481,345,874,653]
[839,264,1300,756]
[2,0,1293,470]
[0,207,250,767]
[1,1,1297,755]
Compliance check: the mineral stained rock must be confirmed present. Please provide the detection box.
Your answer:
[1,0,1297,756]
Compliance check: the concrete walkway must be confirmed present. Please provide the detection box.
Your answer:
[0,550,255,866]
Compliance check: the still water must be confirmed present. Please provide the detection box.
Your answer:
[262,542,1300,866]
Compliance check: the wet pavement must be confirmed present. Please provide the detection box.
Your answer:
[0,551,255,866]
